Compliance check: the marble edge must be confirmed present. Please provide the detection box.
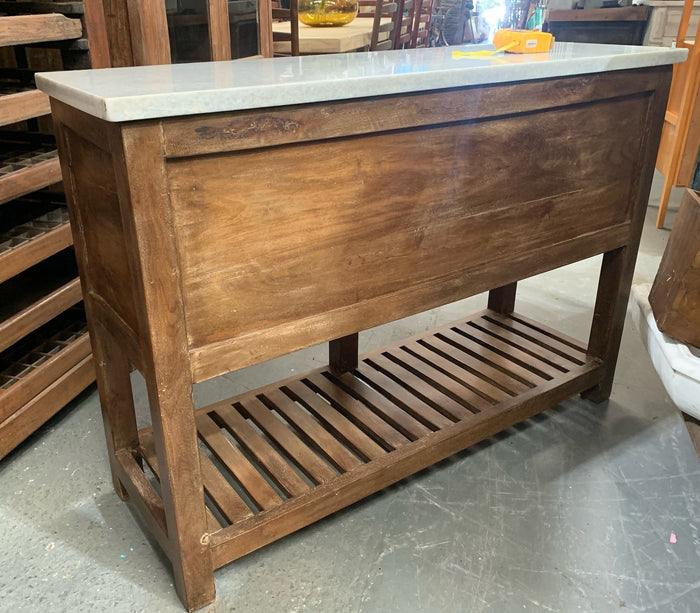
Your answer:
[36,46,688,123]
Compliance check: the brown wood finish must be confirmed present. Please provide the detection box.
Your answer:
[0,354,93,460]
[0,13,82,46]
[0,89,50,127]
[649,188,700,347]
[51,65,672,611]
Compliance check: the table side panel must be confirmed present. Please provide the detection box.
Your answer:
[166,93,650,376]
[58,123,140,339]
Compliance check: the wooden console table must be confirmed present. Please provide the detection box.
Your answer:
[37,43,685,611]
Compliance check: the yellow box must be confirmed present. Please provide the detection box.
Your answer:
[492,29,554,54]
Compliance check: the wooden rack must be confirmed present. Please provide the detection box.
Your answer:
[0,0,109,460]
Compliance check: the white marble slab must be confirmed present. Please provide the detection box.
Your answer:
[36,42,687,122]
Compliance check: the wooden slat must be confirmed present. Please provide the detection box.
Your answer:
[483,312,586,365]
[213,403,310,498]
[421,335,531,395]
[240,396,337,485]
[198,450,254,525]
[456,324,568,380]
[113,448,170,550]
[438,328,543,387]
[0,155,61,205]
[472,318,577,372]
[389,347,495,411]
[0,355,94,461]
[283,380,386,462]
[0,277,82,353]
[0,222,72,284]
[402,340,512,403]
[0,13,82,47]
[304,372,411,450]
[332,371,432,440]
[196,413,283,511]
[366,353,476,420]
[0,331,90,424]
[504,312,588,354]
[263,388,362,473]
[208,360,604,567]
[354,362,454,430]
[0,89,50,127]
[138,429,222,534]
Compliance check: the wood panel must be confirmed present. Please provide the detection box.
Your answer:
[60,125,139,335]
[162,68,666,158]
[0,13,82,47]
[168,95,647,360]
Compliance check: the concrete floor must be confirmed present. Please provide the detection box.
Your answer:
[1,175,699,613]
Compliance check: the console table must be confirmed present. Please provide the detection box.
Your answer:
[37,43,685,611]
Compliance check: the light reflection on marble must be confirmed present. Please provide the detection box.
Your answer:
[36,42,686,122]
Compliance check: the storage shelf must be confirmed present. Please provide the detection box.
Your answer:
[0,13,82,47]
[135,310,602,567]
[0,308,89,424]
[0,248,80,351]
[0,204,71,282]
[0,84,50,126]
[0,135,61,205]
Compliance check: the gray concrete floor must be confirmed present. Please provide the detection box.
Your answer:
[1,175,699,613]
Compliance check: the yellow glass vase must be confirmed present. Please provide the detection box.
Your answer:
[298,0,358,26]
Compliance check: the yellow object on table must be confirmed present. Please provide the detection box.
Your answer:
[453,29,554,58]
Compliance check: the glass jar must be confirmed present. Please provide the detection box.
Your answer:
[298,0,358,26]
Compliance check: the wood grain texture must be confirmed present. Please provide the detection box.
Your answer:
[649,188,700,347]
[0,156,61,205]
[0,89,50,127]
[169,96,646,370]
[114,121,215,610]
[0,277,82,353]
[0,355,93,461]
[0,13,82,46]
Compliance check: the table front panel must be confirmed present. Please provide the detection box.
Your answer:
[166,94,648,353]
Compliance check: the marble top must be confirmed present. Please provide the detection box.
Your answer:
[36,42,687,123]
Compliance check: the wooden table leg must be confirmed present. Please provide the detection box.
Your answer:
[329,333,359,375]
[583,246,633,403]
[488,282,517,314]
[89,319,139,500]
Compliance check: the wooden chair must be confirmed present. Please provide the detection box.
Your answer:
[272,0,300,56]
[358,0,400,51]
[412,0,435,48]
[655,0,700,228]
[394,0,417,49]
[99,0,276,66]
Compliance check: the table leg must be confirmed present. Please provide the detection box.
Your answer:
[89,319,139,500]
[329,333,359,375]
[487,282,517,314]
[583,246,632,403]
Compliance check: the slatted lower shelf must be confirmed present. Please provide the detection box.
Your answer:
[136,310,603,568]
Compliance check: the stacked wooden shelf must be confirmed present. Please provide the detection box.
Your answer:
[0,0,107,459]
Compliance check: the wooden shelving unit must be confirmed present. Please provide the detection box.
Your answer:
[0,0,109,460]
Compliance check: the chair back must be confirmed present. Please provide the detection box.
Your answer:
[358,0,399,51]
[411,0,434,48]
[271,0,300,56]
[394,0,416,49]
